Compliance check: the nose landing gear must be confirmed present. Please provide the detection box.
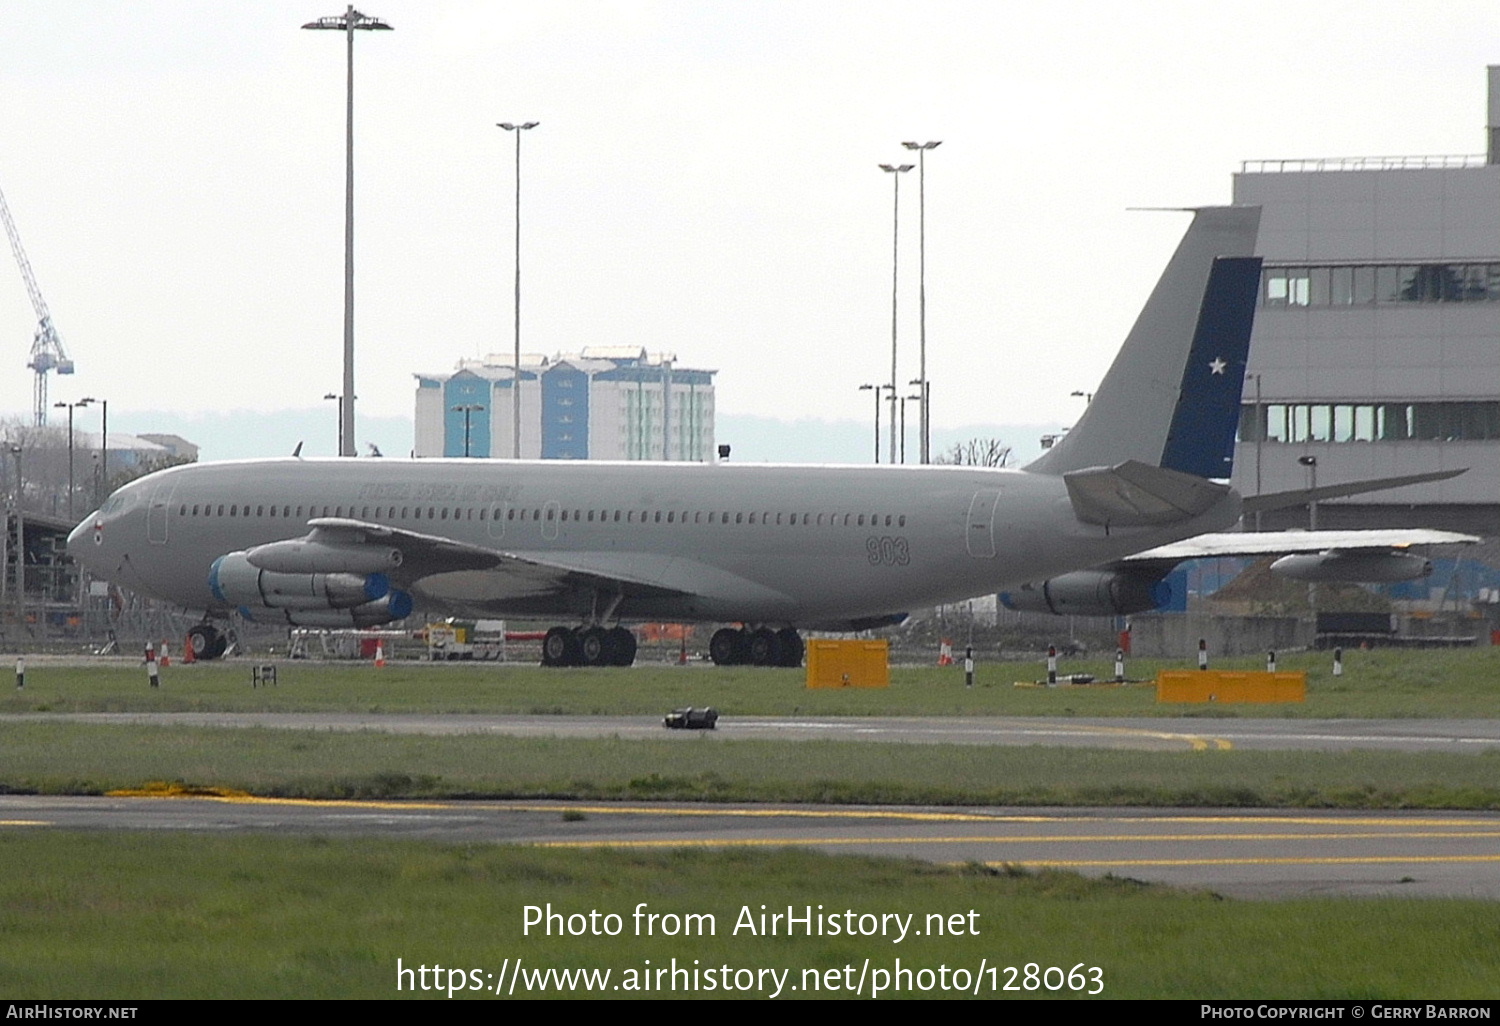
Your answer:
[186,622,230,661]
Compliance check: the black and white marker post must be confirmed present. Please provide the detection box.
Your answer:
[1198,638,1209,671]
[1046,645,1058,686]
[1114,647,1125,683]
[145,642,160,689]
[1333,646,1344,677]
[15,656,23,690]
[1267,650,1277,672]
[964,646,974,689]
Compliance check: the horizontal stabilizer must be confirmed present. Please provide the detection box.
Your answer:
[1064,460,1230,526]
[1242,468,1467,514]
[1126,528,1480,562]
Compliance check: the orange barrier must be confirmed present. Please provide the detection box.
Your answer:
[1157,669,1306,704]
[806,640,889,689]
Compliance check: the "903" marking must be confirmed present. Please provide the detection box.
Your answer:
[866,536,910,566]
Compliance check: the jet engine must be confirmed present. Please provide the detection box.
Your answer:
[210,552,390,612]
[271,591,415,629]
[999,570,1171,616]
[1269,551,1432,583]
[244,538,402,575]
[210,552,414,628]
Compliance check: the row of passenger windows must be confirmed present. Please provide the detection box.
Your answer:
[1263,263,1500,308]
[1238,401,1500,442]
[175,502,908,529]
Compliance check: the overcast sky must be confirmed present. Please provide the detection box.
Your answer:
[2,1,1497,457]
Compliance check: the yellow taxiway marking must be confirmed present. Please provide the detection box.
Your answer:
[1040,722,1233,751]
[105,793,1053,823]
[0,820,50,827]
[994,855,1500,868]
[100,793,1500,830]
[533,830,1500,849]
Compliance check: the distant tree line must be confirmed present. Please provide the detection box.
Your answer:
[0,416,194,518]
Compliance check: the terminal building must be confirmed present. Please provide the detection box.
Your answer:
[413,347,716,461]
[1231,68,1500,538]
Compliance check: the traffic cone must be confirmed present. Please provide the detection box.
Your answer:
[182,637,196,664]
[159,641,171,667]
[374,641,386,668]
[937,639,954,666]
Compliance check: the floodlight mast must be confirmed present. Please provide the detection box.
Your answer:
[0,182,75,427]
[302,6,393,456]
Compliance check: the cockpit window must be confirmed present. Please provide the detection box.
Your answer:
[99,488,142,516]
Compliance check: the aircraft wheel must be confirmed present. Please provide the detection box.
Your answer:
[578,627,610,667]
[606,627,637,667]
[187,624,225,662]
[541,626,580,667]
[747,627,782,667]
[709,628,745,666]
[776,628,804,668]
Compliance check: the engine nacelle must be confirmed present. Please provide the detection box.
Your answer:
[209,552,389,611]
[1270,551,1432,583]
[274,591,415,629]
[1000,570,1171,616]
[245,539,402,575]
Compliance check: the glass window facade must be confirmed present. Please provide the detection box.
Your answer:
[1261,263,1500,307]
[1240,402,1500,442]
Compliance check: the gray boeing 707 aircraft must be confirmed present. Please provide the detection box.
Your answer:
[64,205,1473,667]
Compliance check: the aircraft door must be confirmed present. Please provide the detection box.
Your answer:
[487,502,508,540]
[965,489,1000,558]
[542,500,560,541]
[146,479,177,545]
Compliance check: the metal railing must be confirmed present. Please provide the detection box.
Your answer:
[1241,154,1487,174]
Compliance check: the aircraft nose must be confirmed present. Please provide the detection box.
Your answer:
[66,513,98,565]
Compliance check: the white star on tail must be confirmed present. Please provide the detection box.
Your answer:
[1208,358,1226,375]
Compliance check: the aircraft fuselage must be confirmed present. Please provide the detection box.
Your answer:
[70,456,1242,628]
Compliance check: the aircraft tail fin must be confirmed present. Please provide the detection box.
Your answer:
[1025,206,1261,479]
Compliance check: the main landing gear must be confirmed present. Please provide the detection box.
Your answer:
[709,626,804,668]
[540,625,638,667]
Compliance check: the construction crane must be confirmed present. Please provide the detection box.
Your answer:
[0,182,74,426]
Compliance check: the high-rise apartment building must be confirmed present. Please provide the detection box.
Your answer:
[414,347,715,461]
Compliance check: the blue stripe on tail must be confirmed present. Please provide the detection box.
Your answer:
[1159,256,1262,479]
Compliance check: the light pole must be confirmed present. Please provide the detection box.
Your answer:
[902,140,940,462]
[303,6,393,457]
[452,403,485,457]
[323,392,342,454]
[858,383,882,463]
[52,400,81,519]
[879,163,913,464]
[9,444,22,629]
[1298,454,1318,530]
[499,121,539,459]
[78,396,105,505]
[901,393,922,464]
[1248,373,1263,531]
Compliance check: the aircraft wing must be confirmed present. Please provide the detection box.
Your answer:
[1123,528,1481,562]
[252,518,693,603]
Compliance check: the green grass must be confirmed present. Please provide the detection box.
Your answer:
[4,721,1500,808]
[3,645,1498,718]
[2,832,1497,999]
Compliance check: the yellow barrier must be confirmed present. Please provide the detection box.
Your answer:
[1157,669,1306,704]
[806,640,890,689]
